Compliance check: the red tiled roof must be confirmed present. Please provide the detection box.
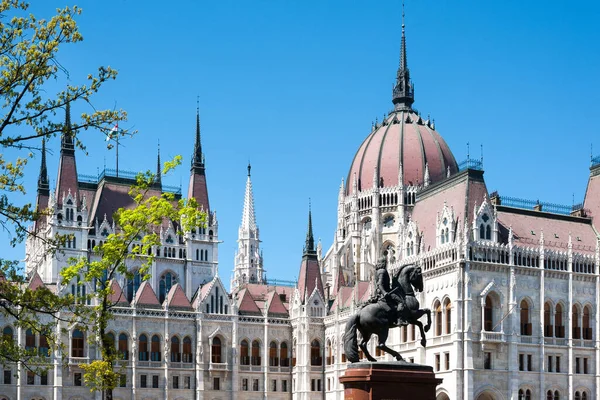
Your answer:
[266,291,289,316]
[297,256,324,304]
[188,173,210,213]
[27,272,44,291]
[497,209,596,254]
[356,281,370,303]
[56,153,79,207]
[331,286,353,309]
[135,281,160,306]
[166,283,192,309]
[331,267,346,297]
[108,280,128,305]
[346,111,458,195]
[244,283,292,305]
[584,170,600,230]
[237,288,262,315]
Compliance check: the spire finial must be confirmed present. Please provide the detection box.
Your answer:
[37,137,49,194]
[156,141,162,186]
[392,0,414,111]
[191,103,205,173]
[247,162,251,177]
[304,199,316,256]
[61,101,75,153]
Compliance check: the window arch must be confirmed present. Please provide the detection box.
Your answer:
[25,328,36,352]
[326,339,333,365]
[150,335,161,361]
[72,329,84,357]
[183,336,192,363]
[269,341,278,366]
[484,295,493,331]
[555,304,565,338]
[212,337,222,363]
[434,300,442,336]
[519,389,532,400]
[118,333,128,360]
[240,339,250,365]
[444,298,452,334]
[583,305,592,340]
[575,392,581,400]
[126,270,141,303]
[310,340,322,366]
[106,332,116,356]
[171,336,181,362]
[39,330,49,357]
[251,340,261,365]
[520,299,532,336]
[544,302,553,337]
[572,305,581,339]
[280,342,289,367]
[159,271,177,304]
[138,334,148,361]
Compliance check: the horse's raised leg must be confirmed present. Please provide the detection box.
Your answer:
[423,308,431,332]
[358,331,377,362]
[414,320,427,348]
[377,329,403,361]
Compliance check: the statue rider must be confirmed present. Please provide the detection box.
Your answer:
[372,255,406,327]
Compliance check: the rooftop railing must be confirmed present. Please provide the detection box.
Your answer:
[458,158,483,171]
[78,168,181,194]
[592,155,600,168]
[498,196,576,215]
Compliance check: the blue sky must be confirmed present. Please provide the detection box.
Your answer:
[5,1,600,288]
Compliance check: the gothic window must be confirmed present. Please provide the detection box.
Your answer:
[159,272,177,304]
[479,224,485,239]
[196,249,199,260]
[126,270,141,303]
[280,341,289,367]
[138,334,148,361]
[106,333,116,356]
[171,336,181,362]
[310,340,322,366]
[166,235,174,244]
[118,333,128,360]
[183,336,193,363]
[444,299,452,334]
[544,302,553,337]
[519,389,532,400]
[269,341,278,366]
[211,337,222,363]
[434,301,442,336]
[251,340,261,365]
[71,329,84,357]
[363,218,372,231]
[326,339,333,365]
[25,329,36,352]
[39,331,49,357]
[484,295,493,331]
[383,215,395,228]
[583,305,592,340]
[555,304,565,338]
[240,340,249,365]
[520,300,532,336]
[150,335,161,361]
[101,228,109,237]
[292,339,297,367]
[572,305,581,339]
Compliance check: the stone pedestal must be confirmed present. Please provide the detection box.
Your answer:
[339,361,442,400]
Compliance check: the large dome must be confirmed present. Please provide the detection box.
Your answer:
[346,11,458,196]
[346,110,458,195]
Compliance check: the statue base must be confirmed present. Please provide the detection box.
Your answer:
[339,361,442,400]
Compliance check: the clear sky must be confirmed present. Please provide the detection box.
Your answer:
[5,0,600,288]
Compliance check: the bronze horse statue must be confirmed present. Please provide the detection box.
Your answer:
[343,264,431,362]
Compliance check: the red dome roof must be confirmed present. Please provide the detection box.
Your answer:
[346,110,458,195]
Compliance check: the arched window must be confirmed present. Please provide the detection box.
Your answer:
[310,340,321,366]
[555,304,564,338]
[171,336,181,362]
[118,333,128,360]
[106,332,116,356]
[2,326,12,344]
[183,336,192,363]
[525,389,531,400]
[486,225,491,240]
[582,392,588,400]
[126,270,141,303]
[519,389,524,400]
[251,340,261,365]
[544,302,553,337]
[280,342,289,367]
[484,295,493,331]
[25,329,36,352]
[326,339,333,365]
[72,329,84,357]
[434,301,442,336]
[292,339,297,367]
[72,236,76,248]
[240,340,249,365]
[211,337,222,363]
[138,334,148,361]
[39,330,49,357]
[479,224,485,239]
[150,335,161,361]
[269,341,278,366]
[444,299,452,334]
[575,392,581,400]
[583,305,592,340]
[547,391,553,400]
[572,305,581,339]
[520,300,531,336]
[554,390,560,400]
[159,272,177,304]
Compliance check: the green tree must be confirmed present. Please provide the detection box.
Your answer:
[61,157,205,400]
[0,0,129,373]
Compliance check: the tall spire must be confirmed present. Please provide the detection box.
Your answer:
[392,1,414,111]
[191,101,204,173]
[61,101,75,154]
[241,163,257,231]
[155,142,162,187]
[37,138,49,196]
[304,200,316,256]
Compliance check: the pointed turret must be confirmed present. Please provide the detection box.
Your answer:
[56,103,79,207]
[297,204,323,304]
[392,2,414,111]
[187,106,210,212]
[155,144,162,187]
[241,163,257,232]
[37,138,50,200]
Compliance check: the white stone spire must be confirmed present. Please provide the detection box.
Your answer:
[232,163,265,290]
[241,163,257,232]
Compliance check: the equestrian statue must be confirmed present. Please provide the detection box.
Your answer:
[343,256,431,362]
